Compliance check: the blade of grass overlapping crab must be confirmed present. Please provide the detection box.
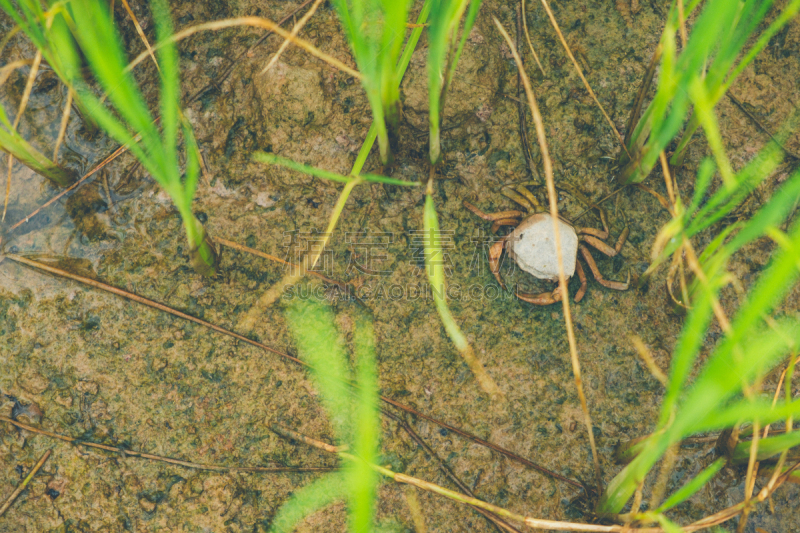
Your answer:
[598,209,800,513]
[47,0,218,274]
[493,17,605,483]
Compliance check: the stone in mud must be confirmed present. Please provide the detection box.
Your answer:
[254,61,331,127]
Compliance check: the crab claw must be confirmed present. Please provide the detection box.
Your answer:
[489,240,506,289]
[516,287,562,305]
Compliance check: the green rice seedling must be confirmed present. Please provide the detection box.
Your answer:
[275,299,380,533]
[647,143,798,278]
[596,155,800,516]
[0,104,75,187]
[331,0,415,164]
[0,9,76,187]
[619,0,800,185]
[427,0,481,164]
[259,0,493,398]
[0,0,218,274]
[254,2,428,272]
[423,178,500,397]
[597,0,800,515]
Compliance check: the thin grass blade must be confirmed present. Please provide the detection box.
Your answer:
[268,472,349,533]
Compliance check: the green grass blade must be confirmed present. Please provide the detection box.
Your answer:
[396,0,432,82]
[722,167,800,254]
[677,319,797,436]
[349,315,380,533]
[700,398,800,434]
[658,276,716,428]
[685,144,783,237]
[152,0,179,181]
[285,299,353,443]
[65,0,160,148]
[349,0,431,175]
[181,116,201,209]
[686,158,715,217]
[0,125,74,186]
[428,0,466,163]
[0,0,45,50]
[351,123,378,176]
[254,152,352,183]
[655,514,685,533]
[655,458,726,513]
[445,0,481,89]
[268,472,348,533]
[732,430,800,463]
[253,152,419,186]
[424,192,500,397]
[724,0,800,93]
[622,0,793,183]
[423,193,467,353]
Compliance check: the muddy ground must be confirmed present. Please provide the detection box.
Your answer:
[1,1,800,532]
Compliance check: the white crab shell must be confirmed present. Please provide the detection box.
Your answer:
[506,213,578,280]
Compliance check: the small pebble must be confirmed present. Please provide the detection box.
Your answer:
[138,498,156,512]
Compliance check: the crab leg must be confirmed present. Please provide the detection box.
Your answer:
[491,219,521,233]
[578,227,609,240]
[580,226,629,256]
[574,260,588,302]
[579,245,630,290]
[516,286,562,305]
[463,201,525,223]
[517,262,586,305]
[488,240,507,289]
[501,185,542,211]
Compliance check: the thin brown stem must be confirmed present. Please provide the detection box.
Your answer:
[538,0,628,157]
[52,89,73,164]
[214,236,352,291]
[126,17,360,80]
[516,3,538,182]
[270,424,656,533]
[8,141,137,235]
[677,0,688,47]
[0,416,329,474]
[521,0,545,75]
[727,92,800,160]
[121,0,160,72]
[623,44,661,151]
[493,17,604,491]
[0,449,51,517]
[261,0,325,74]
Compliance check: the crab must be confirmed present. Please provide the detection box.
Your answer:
[464,184,630,305]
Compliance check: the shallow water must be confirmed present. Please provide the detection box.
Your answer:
[1,1,799,532]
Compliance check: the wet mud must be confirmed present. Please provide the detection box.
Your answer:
[1,1,799,532]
